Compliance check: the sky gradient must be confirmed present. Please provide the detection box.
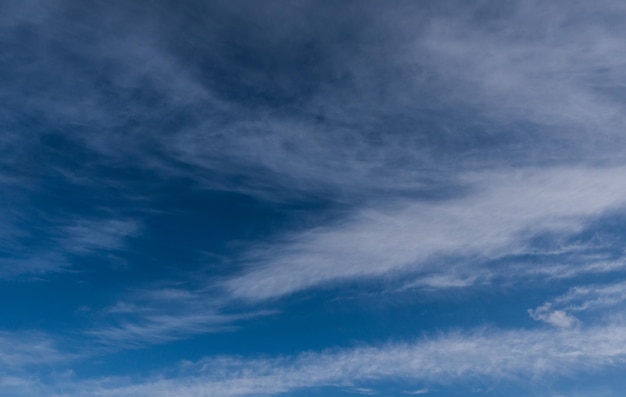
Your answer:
[3,1,626,396]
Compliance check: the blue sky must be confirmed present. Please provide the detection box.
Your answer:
[3,0,626,396]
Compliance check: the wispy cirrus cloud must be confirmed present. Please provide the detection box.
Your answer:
[530,280,626,327]
[8,0,626,202]
[0,216,139,279]
[24,321,626,397]
[1,0,625,206]
[416,0,626,141]
[79,165,626,352]
[0,330,82,397]
[226,166,626,300]
[58,219,139,255]
[87,287,273,348]
[0,331,75,368]
[158,0,626,201]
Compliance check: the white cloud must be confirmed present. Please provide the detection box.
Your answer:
[528,304,579,328]
[0,331,74,368]
[157,0,626,202]
[0,215,139,279]
[87,287,273,348]
[34,321,626,397]
[529,280,626,327]
[87,311,242,348]
[59,219,138,254]
[226,166,626,300]
[4,0,626,203]
[404,388,429,395]
[0,329,80,397]
[554,281,626,312]
[416,1,626,142]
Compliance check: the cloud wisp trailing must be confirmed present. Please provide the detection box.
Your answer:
[87,287,274,349]
[5,0,626,201]
[28,320,626,397]
[226,166,626,300]
[530,280,626,327]
[0,331,81,396]
[83,164,626,350]
[0,215,139,279]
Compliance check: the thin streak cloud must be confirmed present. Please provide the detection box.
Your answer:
[227,167,626,300]
[37,321,626,397]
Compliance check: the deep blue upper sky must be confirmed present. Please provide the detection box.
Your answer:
[3,1,626,396]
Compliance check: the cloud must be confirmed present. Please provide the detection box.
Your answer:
[3,2,626,396]
[154,0,626,201]
[58,219,139,254]
[1,0,625,211]
[226,166,626,300]
[528,304,579,328]
[529,280,626,327]
[0,330,84,397]
[416,1,626,142]
[87,287,273,348]
[557,282,626,312]
[0,216,139,279]
[0,331,75,368]
[8,0,626,203]
[404,388,430,395]
[86,311,237,348]
[29,321,626,397]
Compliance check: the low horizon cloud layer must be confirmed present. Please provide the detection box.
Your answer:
[3,0,626,396]
[6,320,626,396]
